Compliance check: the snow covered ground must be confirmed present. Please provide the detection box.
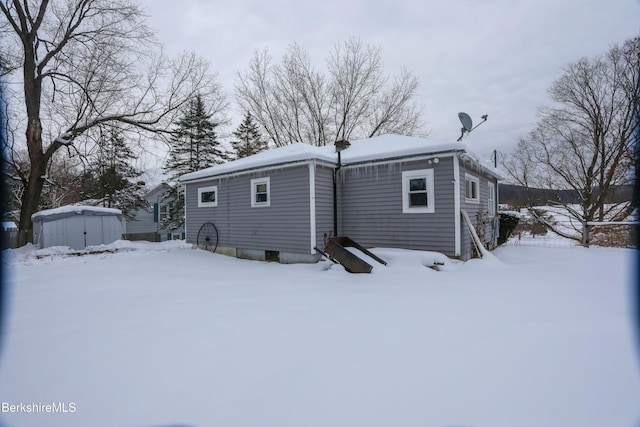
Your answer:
[0,240,638,427]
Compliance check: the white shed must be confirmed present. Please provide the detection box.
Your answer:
[32,206,123,250]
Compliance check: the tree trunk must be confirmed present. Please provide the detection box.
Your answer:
[18,119,46,246]
[582,221,590,248]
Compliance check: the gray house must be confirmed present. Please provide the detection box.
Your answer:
[179,134,501,262]
[124,183,185,242]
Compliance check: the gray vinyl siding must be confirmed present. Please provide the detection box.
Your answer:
[125,185,183,240]
[125,187,162,235]
[314,165,335,248]
[338,157,456,256]
[125,204,155,235]
[185,165,313,254]
[182,150,500,263]
[459,161,497,259]
[487,177,499,246]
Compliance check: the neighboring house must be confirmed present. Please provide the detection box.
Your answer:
[32,205,122,250]
[179,134,502,262]
[124,183,185,242]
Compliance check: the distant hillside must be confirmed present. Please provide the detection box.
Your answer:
[499,184,633,207]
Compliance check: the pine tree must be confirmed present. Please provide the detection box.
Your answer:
[230,111,268,159]
[81,128,147,219]
[164,94,225,179]
[162,94,225,230]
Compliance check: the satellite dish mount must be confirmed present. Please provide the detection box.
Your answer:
[457,113,488,142]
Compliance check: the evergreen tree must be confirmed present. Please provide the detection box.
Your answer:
[162,94,225,231]
[164,94,225,179]
[230,111,268,159]
[157,183,184,231]
[81,128,147,219]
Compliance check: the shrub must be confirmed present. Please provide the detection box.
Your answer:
[498,212,520,245]
[590,225,636,248]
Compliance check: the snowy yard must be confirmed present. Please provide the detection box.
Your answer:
[0,240,638,427]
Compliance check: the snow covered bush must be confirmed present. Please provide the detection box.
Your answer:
[497,212,520,245]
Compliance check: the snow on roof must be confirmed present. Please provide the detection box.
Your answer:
[2,221,17,230]
[339,134,460,164]
[32,205,123,221]
[180,134,502,182]
[180,142,335,182]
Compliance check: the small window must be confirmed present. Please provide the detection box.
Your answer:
[402,169,434,213]
[488,182,496,216]
[159,201,175,222]
[251,177,270,207]
[465,174,480,203]
[198,186,218,207]
[159,204,169,222]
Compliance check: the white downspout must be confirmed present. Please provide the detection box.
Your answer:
[453,153,461,257]
[309,161,317,254]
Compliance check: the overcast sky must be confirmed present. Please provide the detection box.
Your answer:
[138,0,639,159]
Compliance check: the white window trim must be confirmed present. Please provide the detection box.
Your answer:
[197,185,218,208]
[251,177,270,207]
[488,182,496,216]
[402,169,435,214]
[465,173,480,204]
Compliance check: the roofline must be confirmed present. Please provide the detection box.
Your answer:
[143,182,170,197]
[180,158,336,184]
[342,148,503,180]
[458,152,504,180]
[341,149,462,169]
[32,207,123,222]
[180,145,503,183]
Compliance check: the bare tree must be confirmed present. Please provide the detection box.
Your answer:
[236,38,424,147]
[1,99,28,215]
[503,36,640,244]
[1,0,221,245]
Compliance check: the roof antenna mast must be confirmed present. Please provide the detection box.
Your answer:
[457,112,488,142]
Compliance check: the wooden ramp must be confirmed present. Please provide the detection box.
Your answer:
[317,236,387,274]
[461,209,488,258]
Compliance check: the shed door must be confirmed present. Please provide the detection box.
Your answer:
[84,216,104,247]
[64,216,86,250]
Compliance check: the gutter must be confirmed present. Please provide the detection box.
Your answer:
[179,159,336,184]
[457,152,504,181]
[340,149,465,169]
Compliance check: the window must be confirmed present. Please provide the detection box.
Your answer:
[488,182,496,216]
[465,174,480,203]
[198,186,218,207]
[251,177,270,207]
[159,202,174,222]
[159,204,168,222]
[402,169,434,213]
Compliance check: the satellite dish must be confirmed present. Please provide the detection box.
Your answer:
[458,112,473,131]
[456,112,488,142]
